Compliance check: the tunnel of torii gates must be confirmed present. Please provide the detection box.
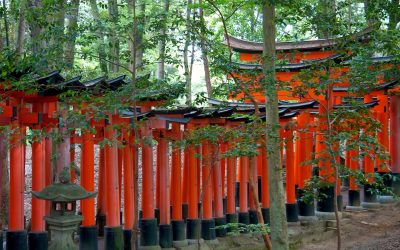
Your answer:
[1,32,400,250]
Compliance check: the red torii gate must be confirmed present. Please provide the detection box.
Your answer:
[225,25,400,218]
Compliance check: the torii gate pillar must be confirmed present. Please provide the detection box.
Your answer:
[390,95,400,195]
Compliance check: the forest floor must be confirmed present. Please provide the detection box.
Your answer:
[211,202,400,250]
[299,202,400,250]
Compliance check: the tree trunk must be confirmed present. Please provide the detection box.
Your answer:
[0,20,3,50]
[157,0,170,80]
[108,0,120,72]
[248,6,260,41]
[89,0,108,73]
[262,1,289,250]
[387,0,400,30]
[184,0,192,104]
[49,0,66,63]
[135,2,145,72]
[2,0,10,47]
[317,0,336,39]
[249,157,272,250]
[16,0,26,55]
[127,0,144,74]
[127,0,135,74]
[64,0,79,69]
[27,0,44,57]
[199,0,212,101]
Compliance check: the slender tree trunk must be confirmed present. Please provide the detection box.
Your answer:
[2,0,10,47]
[348,2,352,32]
[127,0,135,74]
[64,0,79,69]
[128,0,145,74]
[262,1,288,249]
[199,0,212,101]
[184,0,192,104]
[0,21,3,50]
[108,0,120,72]
[325,96,342,250]
[135,2,145,72]
[157,0,170,80]
[89,0,108,73]
[16,0,26,55]
[127,0,140,249]
[249,157,272,250]
[248,6,260,41]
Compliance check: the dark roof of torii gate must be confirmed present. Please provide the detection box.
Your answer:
[225,25,375,53]
[1,70,181,102]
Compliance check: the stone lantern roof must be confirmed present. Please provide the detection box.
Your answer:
[32,167,96,202]
[32,183,96,202]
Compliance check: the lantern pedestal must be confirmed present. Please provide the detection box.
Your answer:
[45,215,82,250]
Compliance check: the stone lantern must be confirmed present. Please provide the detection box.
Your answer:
[32,169,96,250]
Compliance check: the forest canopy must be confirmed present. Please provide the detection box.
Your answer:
[0,0,398,104]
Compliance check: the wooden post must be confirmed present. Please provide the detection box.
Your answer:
[70,131,75,183]
[171,132,183,221]
[220,144,227,199]
[390,95,400,173]
[139,123,159,247]
[170,123,186,242]
[212,144,224,219]
[104,125,120,227]
[97,147,107,227]
[238,156,250,225]
[390,95,400,196]
[9,120,25,231]
[158,135,173,247]
[201,142,213,220]
[226,143,237,219]
[123,133,135,230]
[285,126,298,222]
[31,128,46,232]
[285,128,296,205]
[81,131,95,226]
[376,94,389,172]
[347,147,361,207]
[201,141,216,240]
[158,136,170,225]
[188,145,198,219]
[295,113,315,216]
[186,127,201,241]
[79,129,98,249]
[44,128,52,216]
[118,146,123,212]
[103,122,123,249]
[141,126,154,219]
[261,146,270,222]
[248,156,259,225]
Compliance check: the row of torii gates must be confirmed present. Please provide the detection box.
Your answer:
[1,27,400,250]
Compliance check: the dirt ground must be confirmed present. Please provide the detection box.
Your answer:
[300,202,400,250]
